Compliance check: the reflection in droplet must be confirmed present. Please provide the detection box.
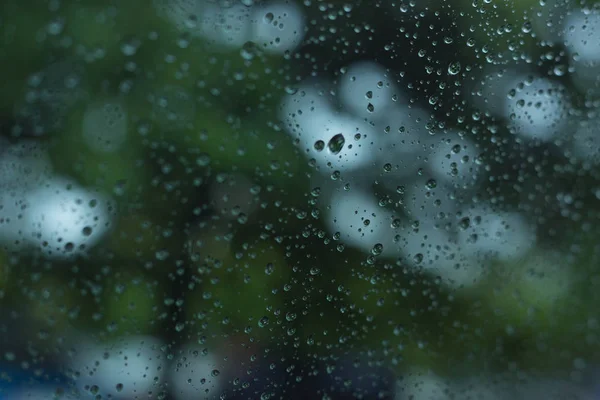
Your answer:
[327,134,345,154]
[71,336,165,399]
[447,61,461,75]
[251,1,305,54]
[314,140,325,152]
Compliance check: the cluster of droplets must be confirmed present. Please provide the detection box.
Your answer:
[156,0,306,54]
[279,59,535,288]
[13,60,87,136]
[472,6,600,164]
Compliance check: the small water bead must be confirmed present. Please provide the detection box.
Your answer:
[285,312,297,321]
[284,86,298,95]
[120,38,141,56]
[371,243,384,256]
[258,316,269,327]
[265,263,274,275]
[47,18,65,35]
[458,217,471,230]
[185,15,198,29]
[447,61,461,75]
[393,324,404,336]
[553,65,567,76]
[314,140,325,152]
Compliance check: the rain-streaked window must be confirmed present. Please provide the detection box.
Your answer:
[1,0,600,399]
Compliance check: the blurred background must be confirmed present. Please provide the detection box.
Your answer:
[1,0,600,398]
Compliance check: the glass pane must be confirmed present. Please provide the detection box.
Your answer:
[1,0,599,399]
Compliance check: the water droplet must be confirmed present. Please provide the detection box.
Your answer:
[258,316,269,327]
[314,140,325,152]
[393,324,404,336]
[371,243,383,256]
[196,153,211,166]
[265,263,274,275]
[425,179,437,189]
[459,217,471,230]
[327,134,345,154]
[285,312,297,321]
[448,62,461,75]
[241,41,257,60]
[47,19,64,35]
[120,39,140,56]
[553,65,567,76]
